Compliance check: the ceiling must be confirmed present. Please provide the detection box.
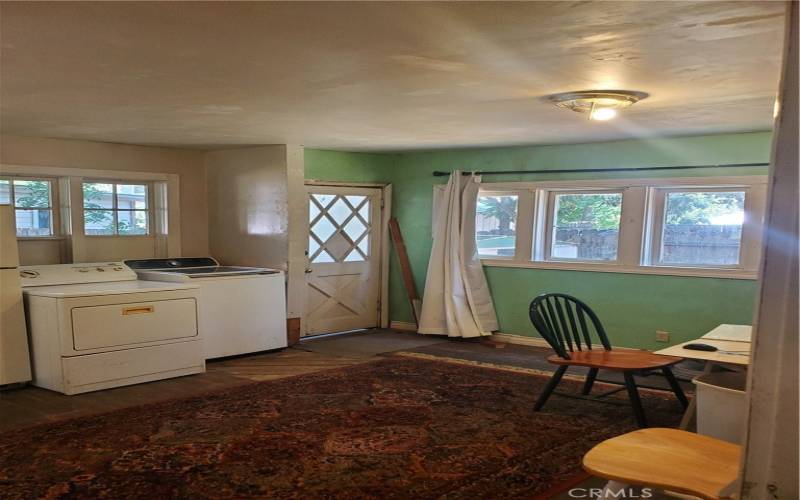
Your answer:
[0,1,786,151]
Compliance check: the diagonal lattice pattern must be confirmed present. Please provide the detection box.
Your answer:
[309,194,371,263]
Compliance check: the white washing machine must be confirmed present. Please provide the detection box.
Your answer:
[125,258,287,359]
[20,262,205,395]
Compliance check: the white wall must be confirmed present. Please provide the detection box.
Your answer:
[0,135,209,263]
[205,146,290,270]
[740,2,799,497]
[285,145,306,321]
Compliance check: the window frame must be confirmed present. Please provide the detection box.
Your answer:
[475,190,526,260]
[643,185,762,271]
[0,176,59,238]
[81,180,152,237]
[476,175,767,280]
[2,163,182,260]
[542,188,626,264]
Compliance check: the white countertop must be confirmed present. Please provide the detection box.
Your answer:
[702,324,752,342]
[22,280,199,298]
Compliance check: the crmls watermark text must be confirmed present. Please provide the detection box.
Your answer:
[568,487,654,498]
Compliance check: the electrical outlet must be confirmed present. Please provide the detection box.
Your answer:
[655,330,670,343]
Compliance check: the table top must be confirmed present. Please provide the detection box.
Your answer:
[654,338,751,366]
[702,324,752,342]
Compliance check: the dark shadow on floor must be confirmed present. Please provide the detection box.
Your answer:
[298,328,448,358]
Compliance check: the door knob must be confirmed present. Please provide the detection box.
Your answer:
[305,268,313,273]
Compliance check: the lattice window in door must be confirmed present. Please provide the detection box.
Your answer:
[309,194,371,263]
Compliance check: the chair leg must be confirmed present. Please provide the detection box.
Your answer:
[662,366,689,409]
[582,368,599,395]
[534,365,568,411]
[623,372,648,428]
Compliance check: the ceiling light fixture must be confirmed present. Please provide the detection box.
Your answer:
[547,90,648,121]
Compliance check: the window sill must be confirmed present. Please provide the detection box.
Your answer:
[84,235,153,238]
[17,236,64,241]
[480,259,758,280]
[477,254,515,260]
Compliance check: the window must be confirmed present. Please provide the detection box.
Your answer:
[548,191,622,261]
[653,189,746,267]
[308,193,371,263]
[476,193,519,257]
[0,178,55,237]
[474,176,766,278]
[83,182,149,235]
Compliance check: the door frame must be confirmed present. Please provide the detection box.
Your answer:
[303,180,392,335]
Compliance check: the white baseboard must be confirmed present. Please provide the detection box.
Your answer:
[389,321,418,332]
[491,332,551,348]
[386,326,552,346]
[493,332,642,352]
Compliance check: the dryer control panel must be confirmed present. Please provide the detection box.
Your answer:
[19,262,138,287]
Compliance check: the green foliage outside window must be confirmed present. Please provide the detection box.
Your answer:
[477,196,517,233]
[664,192,744,225]
[14,180,50,208]
[554,193,621,230]
[82,183,115,231]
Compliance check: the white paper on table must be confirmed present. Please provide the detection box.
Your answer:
[702,324,752,342]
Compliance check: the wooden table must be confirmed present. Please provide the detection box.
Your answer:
[654,324,751,429]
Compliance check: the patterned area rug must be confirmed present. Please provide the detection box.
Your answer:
[0,357,683,499]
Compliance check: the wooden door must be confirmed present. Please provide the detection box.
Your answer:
[304,185,382,335]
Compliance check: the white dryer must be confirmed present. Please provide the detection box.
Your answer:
[21,262,205,395]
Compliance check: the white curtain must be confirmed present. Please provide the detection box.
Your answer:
[418,171,499,338]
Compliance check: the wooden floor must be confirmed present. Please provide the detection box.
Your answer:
[0,347,365,433]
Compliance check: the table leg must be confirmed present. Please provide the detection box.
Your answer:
[679,361,715,430]
[679,397,697,430]
[600,480,630,499]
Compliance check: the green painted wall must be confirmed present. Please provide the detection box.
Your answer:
[305,131,772,349]
[304,149,395,184]
[487,268,757,350]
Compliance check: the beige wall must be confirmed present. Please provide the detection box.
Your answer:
[16,240,62,266]
[0,134,209,259]
[205,146,289,269]
[83,237,158,262]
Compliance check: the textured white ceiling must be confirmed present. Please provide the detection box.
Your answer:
[0,1,786,151]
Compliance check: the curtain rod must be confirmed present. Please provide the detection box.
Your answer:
[431,162,769,177]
